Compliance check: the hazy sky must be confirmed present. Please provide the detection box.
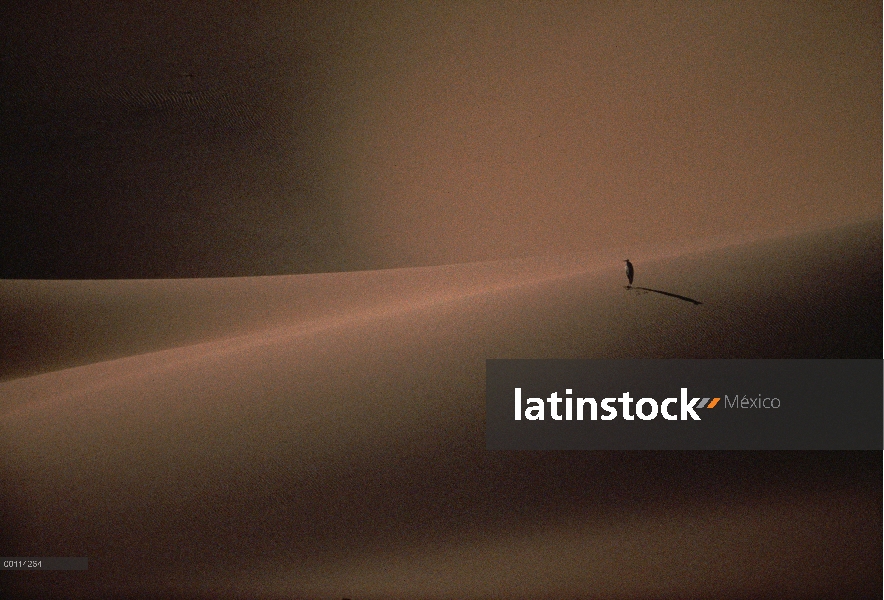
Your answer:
[2,1,880,278]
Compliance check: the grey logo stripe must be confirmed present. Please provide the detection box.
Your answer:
[697,398,711,408]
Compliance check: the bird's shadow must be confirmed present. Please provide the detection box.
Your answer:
[625,285,702,305]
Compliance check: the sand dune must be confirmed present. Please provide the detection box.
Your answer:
[2,219,880,383]
[1,220,881,599]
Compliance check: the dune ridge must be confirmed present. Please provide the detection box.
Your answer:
[1,219,880,385]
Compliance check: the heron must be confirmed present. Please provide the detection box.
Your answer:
[624,259,634,287]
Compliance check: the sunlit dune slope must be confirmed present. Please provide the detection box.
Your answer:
[1,219,880,384]
[0,220,880,599]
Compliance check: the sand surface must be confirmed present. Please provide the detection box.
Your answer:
[1,220,881,598]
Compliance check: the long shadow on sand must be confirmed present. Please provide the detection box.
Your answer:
[628,286,702,305]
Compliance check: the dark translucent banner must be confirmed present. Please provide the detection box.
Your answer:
[486,360,882,450]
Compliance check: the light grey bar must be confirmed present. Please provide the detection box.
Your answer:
[1,557,88,570]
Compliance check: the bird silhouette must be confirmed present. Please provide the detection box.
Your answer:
[624,259,634,287]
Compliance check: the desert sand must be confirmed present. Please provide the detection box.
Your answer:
[1,220,880,599]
